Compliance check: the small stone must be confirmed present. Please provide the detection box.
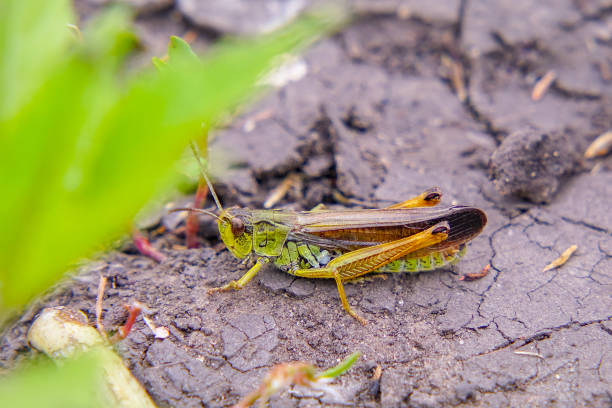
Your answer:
[228,314,268,339]
[258,267,293,292]
[82,0,173,14]
[455,381,476,402]
[360,281,395,314]
[303,154,333,178]
[221,327,246,358]
[174,315,202,331]
[121,0,173,13]
[408,390,439,408]
[177,0,307,35]
[106,263,127,276]
[287,278,315,298]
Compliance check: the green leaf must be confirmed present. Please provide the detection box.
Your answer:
[317,351,361,379]
[0,353,103,408]
[0,0,341,311]
[167,35,200,64]
[0,0,74,120]
[151,56,167,71]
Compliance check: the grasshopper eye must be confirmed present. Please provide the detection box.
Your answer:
[231,217,245,236]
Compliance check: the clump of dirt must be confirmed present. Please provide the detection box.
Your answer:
[489,128,583,203]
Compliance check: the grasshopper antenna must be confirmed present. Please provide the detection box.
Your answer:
[170,207,222,222]
[190,140,224,213]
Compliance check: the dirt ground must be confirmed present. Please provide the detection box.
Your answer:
[2,1,612,407]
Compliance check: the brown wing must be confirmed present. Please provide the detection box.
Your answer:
[290,206,486,252]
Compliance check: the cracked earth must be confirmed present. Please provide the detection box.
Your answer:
[1,0,612,407]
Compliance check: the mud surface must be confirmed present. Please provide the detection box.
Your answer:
[2,1,612,407]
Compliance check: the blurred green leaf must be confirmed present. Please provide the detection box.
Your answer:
[317,351,361,379]
[0,353,103,408]
[0,0,341,311]
[167,35,200,64]
[0,0,74,120]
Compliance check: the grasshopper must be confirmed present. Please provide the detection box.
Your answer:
[182,187,486,324]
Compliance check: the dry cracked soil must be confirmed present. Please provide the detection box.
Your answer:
[2,1,612,407]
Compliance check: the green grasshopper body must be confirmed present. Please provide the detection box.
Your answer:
[199,187,487,324]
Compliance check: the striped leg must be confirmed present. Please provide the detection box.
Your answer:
[293,221,449,324]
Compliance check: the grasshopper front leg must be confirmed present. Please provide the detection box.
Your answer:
[293,221,450,324]
[208,257,269,293]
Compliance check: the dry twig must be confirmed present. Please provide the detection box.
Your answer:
[95,276,107,334]
[531,70,556,101]
[542,245,577,272]
[263,173,301,208]
[460,264,491,281]
[584,131,612,159]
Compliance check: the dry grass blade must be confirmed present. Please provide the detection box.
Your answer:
[95,276,107,333]
[441,55,466,102]
[450,59,467,102]
[459,264,491,281]
[531,70,556,101]
[514,350,545,359]
[584,131,612,159]
[263,173,301,208]
[243,108,274,132]
[542,245,577,272]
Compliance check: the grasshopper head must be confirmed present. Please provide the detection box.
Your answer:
[218,209,252,259]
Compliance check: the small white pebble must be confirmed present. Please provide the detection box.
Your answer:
[154,327,169,339]
[143,316,169,339]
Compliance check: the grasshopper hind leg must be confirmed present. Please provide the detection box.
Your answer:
[334,275,368,325]
[386,187,442,209]
[294,221,450,324]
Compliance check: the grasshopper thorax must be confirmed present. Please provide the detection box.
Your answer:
[218,209,252,259]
